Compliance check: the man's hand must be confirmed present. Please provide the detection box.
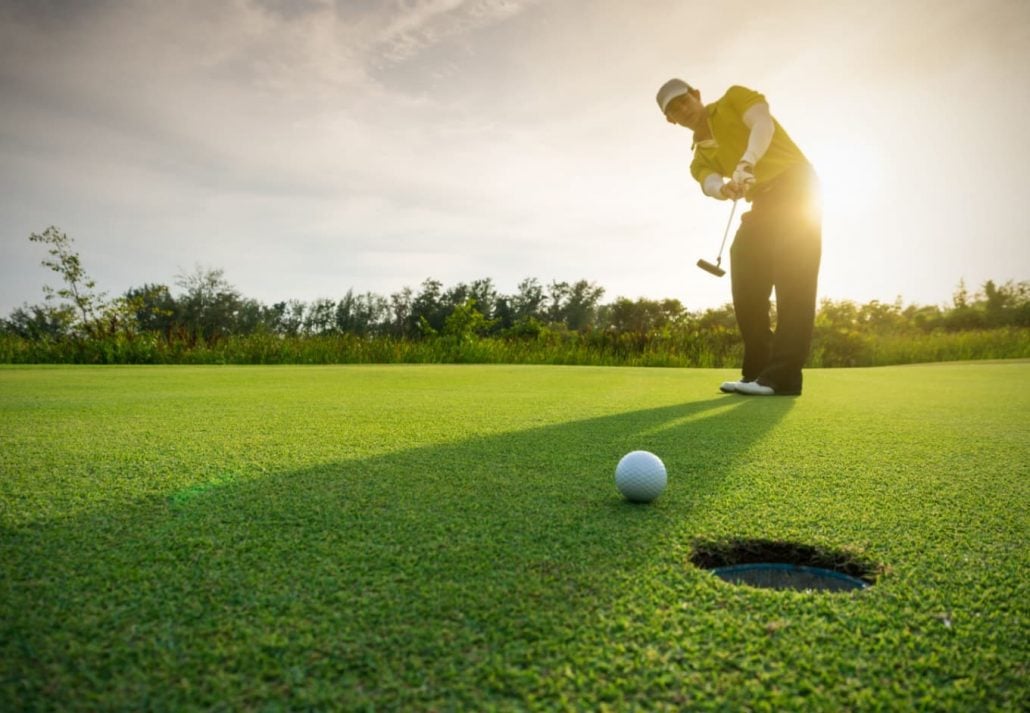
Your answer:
[720,181,745,200]
[730,160,755,194]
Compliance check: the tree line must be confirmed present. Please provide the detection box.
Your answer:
[2,227,1028,366]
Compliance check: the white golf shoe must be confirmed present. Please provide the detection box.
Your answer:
[719,380,742,393]
[736,380,776,396]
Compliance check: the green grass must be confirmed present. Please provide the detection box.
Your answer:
[1,363,1027,710]
[2,326,1028,367]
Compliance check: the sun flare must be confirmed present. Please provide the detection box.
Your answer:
[806,139,884,218]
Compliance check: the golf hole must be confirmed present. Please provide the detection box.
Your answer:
[690,538,880,593]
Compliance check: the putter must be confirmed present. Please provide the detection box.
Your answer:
[697,199,738,277]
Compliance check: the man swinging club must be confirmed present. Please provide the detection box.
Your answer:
[657,79,821,396]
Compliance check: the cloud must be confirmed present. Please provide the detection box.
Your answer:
[0,0,559,301]
[0,0,547,182]
[371,0,538,62]
[1,0,1027,315]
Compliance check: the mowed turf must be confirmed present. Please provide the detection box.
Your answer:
[1,363,1027,710]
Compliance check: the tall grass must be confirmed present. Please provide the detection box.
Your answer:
[1,327,1027,367]
[807,327,1030,367]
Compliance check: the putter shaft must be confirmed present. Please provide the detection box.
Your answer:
[715,199,738,264]
[696,199,737,278]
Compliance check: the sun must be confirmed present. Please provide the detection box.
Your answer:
[806,139,884,218]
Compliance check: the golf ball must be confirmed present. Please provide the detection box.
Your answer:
[615,450,667,503]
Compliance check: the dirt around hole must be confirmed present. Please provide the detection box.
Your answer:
[690,538,883,590]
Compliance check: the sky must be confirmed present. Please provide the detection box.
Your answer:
[1,0,1028,314]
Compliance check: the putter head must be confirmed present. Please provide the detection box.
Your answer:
[696,259,725,277]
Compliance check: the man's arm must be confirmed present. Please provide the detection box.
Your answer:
[740,102,774,166]
[728,102,774,192]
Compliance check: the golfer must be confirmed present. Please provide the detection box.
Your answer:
[657,79,821,396]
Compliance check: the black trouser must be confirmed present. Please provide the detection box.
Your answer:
[729,165,821,395]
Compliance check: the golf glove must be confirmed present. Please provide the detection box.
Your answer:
[704,173,738,200]
[720,182,745,200]
[731,161,756,191]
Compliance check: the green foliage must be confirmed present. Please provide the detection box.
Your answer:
[4,227,1029,366]
[334,289,389,336]
[546,279,605,330]
[27,227,107,337]
[172,265,249,344]
[123,283,176,334]
[1,364,1027,709]
[1,303,75,340]
[443,298,496,340]
[601,296,686,334]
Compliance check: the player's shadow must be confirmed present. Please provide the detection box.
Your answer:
[4,393,794,704]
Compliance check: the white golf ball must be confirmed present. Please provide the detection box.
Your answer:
[615,450,667,503]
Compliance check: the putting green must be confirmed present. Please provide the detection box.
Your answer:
[1,362,1027,709]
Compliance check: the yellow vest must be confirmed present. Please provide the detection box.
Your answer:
[689,85,808,193]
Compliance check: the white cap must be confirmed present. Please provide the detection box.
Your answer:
[656,78,692,114]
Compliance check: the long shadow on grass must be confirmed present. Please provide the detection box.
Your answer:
[2,395,793,709]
